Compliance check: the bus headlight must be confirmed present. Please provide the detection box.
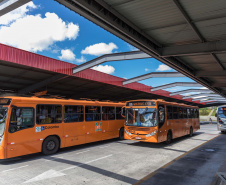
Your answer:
[125,129,132,136]
[146,130,157,137]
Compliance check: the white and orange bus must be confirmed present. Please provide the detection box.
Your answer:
[0,97,125,159]
[124,99,200,143]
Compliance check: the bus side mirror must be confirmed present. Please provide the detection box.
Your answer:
[215,113,217,117]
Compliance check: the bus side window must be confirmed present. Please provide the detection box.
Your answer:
[187,108,191,118]
[158,105,165,128]
[167,106,172,120]
[36,105,62,124]
[116,107,124,120]
[64,105,84,123]
[85,106,101,121]
[9,107,34,133]
[173,107,178,119]
[184,108,187,118]
[102,107,115,120]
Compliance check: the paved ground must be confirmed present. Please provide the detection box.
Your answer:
[0,124,224,185]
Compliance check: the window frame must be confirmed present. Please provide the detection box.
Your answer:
[9,107,35,133]
[64,105,84,123]
[36,104,63,125]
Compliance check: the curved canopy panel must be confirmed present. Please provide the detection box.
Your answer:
[56,0,226,99]
[151,82,202,92]
[170,89,211,96]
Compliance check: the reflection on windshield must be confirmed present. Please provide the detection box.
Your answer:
[125,108,157,127]
[219,110,226,118]
[0,108,8,136]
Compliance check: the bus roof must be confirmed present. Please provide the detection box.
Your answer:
[1,96,125,106]
[126,99,198,108]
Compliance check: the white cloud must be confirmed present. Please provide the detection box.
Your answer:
[156,64,172,71]
[75,56,86,63]
[201,87,208,89]
[92,65,115,74]
[145,68,149,72]
[0,1,37,25]
[0,4,80,52]
[81,42,118,56]
[59,49,75,61]
[58,49,86,63]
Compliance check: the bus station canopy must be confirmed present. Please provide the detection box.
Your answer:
[55,0,226,100]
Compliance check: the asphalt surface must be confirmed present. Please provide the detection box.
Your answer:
[0,124,224,185]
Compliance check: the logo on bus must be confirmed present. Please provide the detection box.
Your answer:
[95,122,102,132]
[35,126,59,132]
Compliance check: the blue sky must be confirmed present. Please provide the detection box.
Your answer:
[0,0,205,94]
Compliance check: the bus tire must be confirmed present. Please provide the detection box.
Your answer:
[221,131,225,134]
[166,131,172,144]
[42,136,59,155]
[189,127,193,137]
[119,127,124,140]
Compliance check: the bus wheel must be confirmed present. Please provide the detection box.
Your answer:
[221,131,225,134]
[119,128,124,140]
[166,132,172,144]
[42,136,59,155]
[189,127,193,137]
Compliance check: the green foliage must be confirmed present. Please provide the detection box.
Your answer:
[211,108,217,116]
[199,108,211,116]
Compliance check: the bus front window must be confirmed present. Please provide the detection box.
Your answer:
[125,108,157,127]
[218,109,226,119]
[0,107,8,137]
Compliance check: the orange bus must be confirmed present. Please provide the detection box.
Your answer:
[124,99,200,144]
[0,97,125,159]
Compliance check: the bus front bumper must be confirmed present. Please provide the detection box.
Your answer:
[124,133,158,143]
[0,145,6,160]
[218,125,226,131]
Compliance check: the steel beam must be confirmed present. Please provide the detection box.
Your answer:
[182,93,221,99]
[205,101,226,105]
[18,74,66,94]
[0,0,31,16]
[161,40,226,57]
[196,71,226,77]
[123,72,185,85]
[73,51,151,74]
[192,97,226,101]
[170,89,211,96]
[151,82,202,92]
[200,99,226,103]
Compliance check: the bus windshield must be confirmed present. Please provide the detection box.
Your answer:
[125,108,157,127]
[218,108,226,118]
[0,107,8,136]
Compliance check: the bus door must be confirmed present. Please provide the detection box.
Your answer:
[102,106,116,139]
[157,104,167,142]
[6,105,38,158]
[85,106,102,143]
[183,108,189,135]
[63,105,86,147]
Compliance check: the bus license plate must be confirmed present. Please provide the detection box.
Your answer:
[135,137,141,140]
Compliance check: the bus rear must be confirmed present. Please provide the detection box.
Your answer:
[0,98,11,159]
[124,100,159,143]
[216,106,226,133]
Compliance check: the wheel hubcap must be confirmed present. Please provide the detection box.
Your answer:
[47,141,55,151]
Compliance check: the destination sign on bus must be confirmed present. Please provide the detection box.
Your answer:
[0,98,11,105]
[126,101,155,106]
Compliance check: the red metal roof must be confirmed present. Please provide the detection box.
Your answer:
[0,43,205,105]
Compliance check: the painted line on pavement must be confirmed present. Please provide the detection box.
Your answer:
[134,134,220,185]
[2,165,29,173]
